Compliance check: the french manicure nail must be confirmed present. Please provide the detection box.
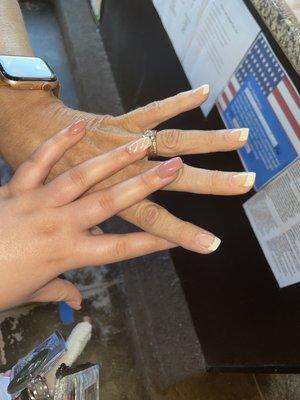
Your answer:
[158,157,183,178]
[193,84,209,96]
[126,137,152,154]
[228,128,249,141]
[69,119,86,135]
[232,172,256,187]
[197,233,221,252]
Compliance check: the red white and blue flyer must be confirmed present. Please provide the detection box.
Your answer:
[217,33,300,189]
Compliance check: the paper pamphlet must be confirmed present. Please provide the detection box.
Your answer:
[244,160,300,287]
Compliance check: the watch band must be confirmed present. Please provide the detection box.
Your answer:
[52,82,60,98]
[0,79,60,98]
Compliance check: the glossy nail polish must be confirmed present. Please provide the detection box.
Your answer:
[69,119,86,135]
[126,137,152,154]
[232,172,256,187]
[197,233,221,253]
[158,157,183,178]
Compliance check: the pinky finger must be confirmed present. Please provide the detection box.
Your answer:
[72,232,176,267]
[9,119,86,192]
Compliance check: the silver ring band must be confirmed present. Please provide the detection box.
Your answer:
[143,130,157,158]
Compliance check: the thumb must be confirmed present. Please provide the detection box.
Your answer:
[29,278,82,310]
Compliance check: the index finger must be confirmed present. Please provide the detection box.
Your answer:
[116,85,210,132]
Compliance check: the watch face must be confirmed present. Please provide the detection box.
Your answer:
[0,55,56,82]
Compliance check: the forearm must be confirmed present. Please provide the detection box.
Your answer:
[0,0,33,56]
[0,89,66,168]
[0,0,57,167]
[0,1,65,168]
[0,0,103,174]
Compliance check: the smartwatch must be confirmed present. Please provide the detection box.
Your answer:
[0,55,60,97]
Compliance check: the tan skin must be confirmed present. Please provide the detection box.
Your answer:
[0,1,255,310]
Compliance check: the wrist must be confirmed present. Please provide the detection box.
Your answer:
[0,86,101,175]
[0,86,58,111]
[0,87,65,168]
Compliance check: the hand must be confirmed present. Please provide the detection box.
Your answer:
[0,85,255,254]
[0,121,186,310]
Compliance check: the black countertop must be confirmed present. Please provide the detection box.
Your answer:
[100,0,300,375]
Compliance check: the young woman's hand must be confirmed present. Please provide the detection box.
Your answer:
[0,120,189,311]
[0,86,255,257]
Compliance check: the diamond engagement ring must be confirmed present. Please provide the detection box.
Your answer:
[142,130,158,158]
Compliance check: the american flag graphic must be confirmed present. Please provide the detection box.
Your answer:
[217,33,300,153]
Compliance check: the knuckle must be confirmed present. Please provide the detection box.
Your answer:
[207,170,222,193]
[160,130,181,152]
[96,191,114,213]
[204,131,216,148]
[54,282,69,301]
[144,100,162,114]
[67,168,88,189]
[55,281,78,302]
[139,173,155,192]
[136,203,161,228]
[24,134,56,169]
[29,138,55,165]
[121,114,140,132]
[172,163,184,183]
[113,239,128,259]
[87,114,112,130]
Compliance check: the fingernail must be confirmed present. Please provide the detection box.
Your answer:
[232,172,256,187]
[197,233,221,253]
[126,137,152,154]
[90,225,104,235]
[69,119,86,135]
[193,84,209,96]
[67,301,82,310]
[228,128,249,142]
[158,157,183,178]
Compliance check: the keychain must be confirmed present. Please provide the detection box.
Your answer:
[6,323,99,400]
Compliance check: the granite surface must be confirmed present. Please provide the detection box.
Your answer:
[250,0,300,75]
[285,0,300,22]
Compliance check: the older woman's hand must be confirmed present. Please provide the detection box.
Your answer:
[0,121,187,310]
[0,86,255,256]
